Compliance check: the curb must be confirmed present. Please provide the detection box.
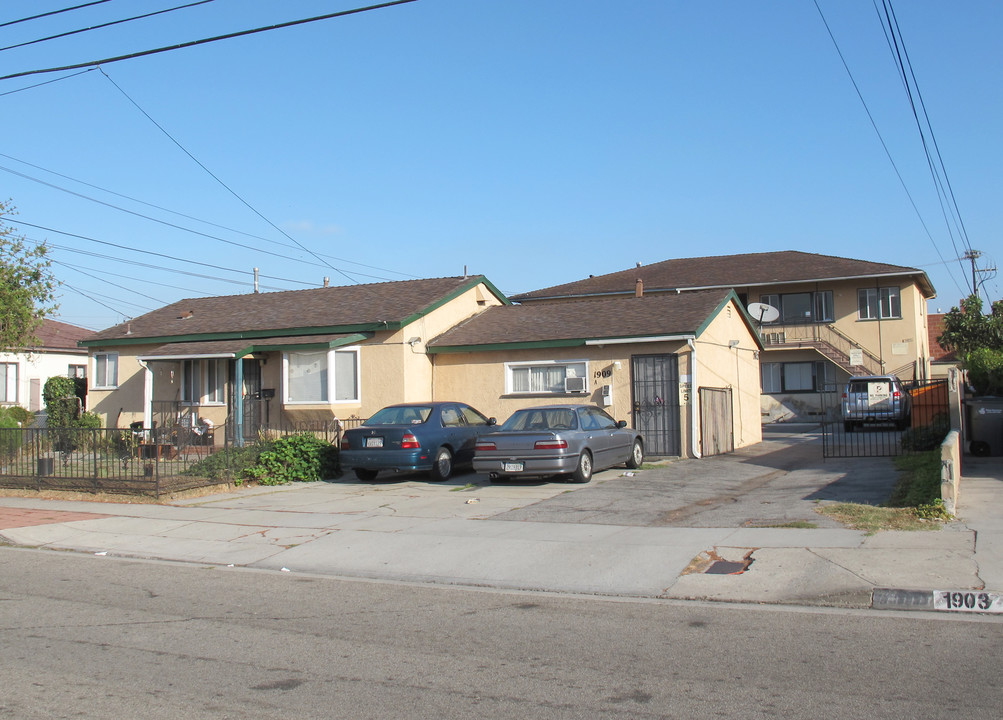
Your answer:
[871,587,934,611]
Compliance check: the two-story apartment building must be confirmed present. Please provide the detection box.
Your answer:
[512,251,936,423]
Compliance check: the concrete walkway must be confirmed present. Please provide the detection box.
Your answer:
[1,435,1000,613]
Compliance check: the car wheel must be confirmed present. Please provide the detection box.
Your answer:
[354,468,378,481]
[429,447,453,481]
[844,421,854,433]
[971,441,991,457]
[625,439,643,469]
[570,450,592,484]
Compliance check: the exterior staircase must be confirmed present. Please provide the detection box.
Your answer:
[759,323,884,376]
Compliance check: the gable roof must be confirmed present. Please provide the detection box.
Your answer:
[29,319,93,352]
[428,289,762,352]
[83,276,508,347]
[512,251,936,302]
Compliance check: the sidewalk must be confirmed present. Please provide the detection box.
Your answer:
[0,451,1000,612]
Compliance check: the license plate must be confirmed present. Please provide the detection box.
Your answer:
[934,590,1003,613]
[364,437,384,448]
[503,462,524,472]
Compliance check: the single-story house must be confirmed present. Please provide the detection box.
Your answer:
[0,319,93,412]
[427,288,763,458]
[511,251,936,423]
[80,276,507,443]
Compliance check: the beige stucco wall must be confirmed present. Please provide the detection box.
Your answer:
[87,281,505,429]
[693,300,763,449]
[430,299,762,457]
[746,277,931,379]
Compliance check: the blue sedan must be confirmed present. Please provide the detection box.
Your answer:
[340,402,497,481]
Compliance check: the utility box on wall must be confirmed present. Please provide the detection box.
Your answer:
[601,384,612,407]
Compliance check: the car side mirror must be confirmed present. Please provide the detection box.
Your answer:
[487,417,497,426]
[616,420,628,428]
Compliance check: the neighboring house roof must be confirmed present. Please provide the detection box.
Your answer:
[927,313,958,364]
[428,289,762,352]
[512,251,937,302]
[28,319,93,353]
[82,276,508,347]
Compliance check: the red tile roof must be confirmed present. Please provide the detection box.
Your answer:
[513,251,936,301]
[927,314,958,363]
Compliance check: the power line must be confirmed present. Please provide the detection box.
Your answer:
[0,68,97,97]
[50,258,168,305]
[99,68,364,285]
[0,1,115,29]
[811,0,967,299]
[0,152,420,279]
[0,0,419,81]
[0,0,218,53]
[61,281,136,318]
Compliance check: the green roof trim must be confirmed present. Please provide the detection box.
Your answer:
[396,275,511,328]
[79,324,391,348]
[236,333,371,357]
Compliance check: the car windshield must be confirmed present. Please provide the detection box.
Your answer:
[367,406,433,425]
[501,408,578,432]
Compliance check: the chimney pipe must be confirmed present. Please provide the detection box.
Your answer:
[323,277,330,288]
[253,267,259,293]
[635,278,643,298]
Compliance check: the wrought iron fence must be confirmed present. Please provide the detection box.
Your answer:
[0,419,366,498]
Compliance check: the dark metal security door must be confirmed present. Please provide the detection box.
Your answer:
[631,354,681,457]
[699,387,734,456]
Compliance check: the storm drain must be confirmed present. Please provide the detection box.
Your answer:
[705,560,752,575]
[681,548,756,576]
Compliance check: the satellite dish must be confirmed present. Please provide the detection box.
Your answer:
[747,302,780,324]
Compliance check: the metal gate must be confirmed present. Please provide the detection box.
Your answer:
[821,378,949,458]
[699,387,734,456]
[631,354,681,457]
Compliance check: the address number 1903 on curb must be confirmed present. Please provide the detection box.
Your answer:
[934,590,1003,613]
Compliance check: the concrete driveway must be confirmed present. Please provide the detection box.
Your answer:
[492,425,898,528]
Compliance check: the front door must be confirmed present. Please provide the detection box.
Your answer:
[631,354,681,457]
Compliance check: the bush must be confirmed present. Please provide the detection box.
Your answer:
[245,434,339,485]
[965,347,1003,396]
[182,441,274,484]
[0,408,22,459]
[900,413,951,451]
[5,406,33,427]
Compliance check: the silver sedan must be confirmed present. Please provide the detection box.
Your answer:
[473,405,644,483]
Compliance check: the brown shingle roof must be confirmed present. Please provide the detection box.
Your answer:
[429,289,753,349]
[86,276,492,344]
[31,319,93,351]
[513,251,936,301]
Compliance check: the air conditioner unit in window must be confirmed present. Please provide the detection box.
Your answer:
[564,376,587,393]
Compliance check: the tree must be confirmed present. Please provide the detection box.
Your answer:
[0,200,58,352]
[938,294,1003,396]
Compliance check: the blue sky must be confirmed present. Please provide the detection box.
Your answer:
[1,0,999,330]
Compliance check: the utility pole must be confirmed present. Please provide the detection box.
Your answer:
[963,249,998,303]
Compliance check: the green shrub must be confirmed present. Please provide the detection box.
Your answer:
[900,413,951,451]
[965,347,1003,396]
[0,408,22,459]
[245,434,339,485]
[182,441,275,484]
[5,406,33,427]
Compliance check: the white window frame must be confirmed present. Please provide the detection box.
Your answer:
[68,364,87,379]
[504,359,589,395]
[204,358,226,405]
[0,362,18,403]
[858,287,901,320]
[181,358,228,406]
[92,352,118,389]
[282,347,360,405]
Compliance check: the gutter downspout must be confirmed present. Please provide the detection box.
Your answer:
[137,359,153,431]
[687,339,701,459]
